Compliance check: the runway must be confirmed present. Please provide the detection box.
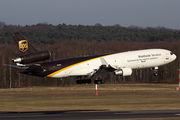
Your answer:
[0,110,180,120]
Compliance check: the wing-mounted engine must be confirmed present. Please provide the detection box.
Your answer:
[114,68,132,76]
[12,50,51,64]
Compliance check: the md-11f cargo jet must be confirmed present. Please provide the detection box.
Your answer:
[7,33,176,84]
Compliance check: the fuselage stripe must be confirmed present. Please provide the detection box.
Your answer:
[45,53,118,78]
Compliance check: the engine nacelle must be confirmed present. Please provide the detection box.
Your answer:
[12,50,51,64]
[114,68,132,76]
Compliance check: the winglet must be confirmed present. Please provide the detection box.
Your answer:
[100,58,109,67]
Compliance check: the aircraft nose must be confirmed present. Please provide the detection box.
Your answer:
[173,54,177,60]
[171,54,177,61]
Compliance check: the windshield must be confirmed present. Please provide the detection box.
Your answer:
[170,52,174,55]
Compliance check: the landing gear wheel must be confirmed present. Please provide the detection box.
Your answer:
[94,79,104,84]
[153,70,158,76]
[76,79,92,84]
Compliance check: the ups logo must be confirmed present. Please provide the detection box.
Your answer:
[18,40,28,52]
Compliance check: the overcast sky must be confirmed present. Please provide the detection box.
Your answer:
[0,0,179,29]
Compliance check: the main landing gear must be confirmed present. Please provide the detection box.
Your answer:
[76,77,105,84]
[76,78,91,84]
[94,78,105,84]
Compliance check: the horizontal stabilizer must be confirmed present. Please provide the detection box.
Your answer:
[5,64,20,68]
[5,64,43,74]
[24,64,44,73]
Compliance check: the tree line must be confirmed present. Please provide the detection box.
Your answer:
[0,23,180,45]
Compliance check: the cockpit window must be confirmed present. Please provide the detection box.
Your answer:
[170,52,174,55]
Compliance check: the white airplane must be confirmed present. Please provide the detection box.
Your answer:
[8,33,176,84]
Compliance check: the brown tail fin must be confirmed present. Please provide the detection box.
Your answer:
[12,33,38,54]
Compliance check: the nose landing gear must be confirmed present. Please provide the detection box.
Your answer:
[152,67,158,76]
[153,70,158,76]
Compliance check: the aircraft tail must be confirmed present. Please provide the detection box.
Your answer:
[12,32,38,54]
[12,33,51,64]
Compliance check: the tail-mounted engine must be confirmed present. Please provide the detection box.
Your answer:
[114,68,132,76]
[12,50,51,64]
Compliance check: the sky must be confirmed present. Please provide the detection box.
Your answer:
[0,0,180,29]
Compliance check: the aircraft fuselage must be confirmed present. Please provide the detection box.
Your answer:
[34,49,176,78]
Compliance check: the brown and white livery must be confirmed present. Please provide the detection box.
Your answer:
[6,33,176,84]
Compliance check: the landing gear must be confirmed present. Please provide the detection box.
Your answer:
[76,76,92,84]
[76,79,105,84]
[152,67,158,76]
[94,78,105,84]
[76,79,92,84]
[75,76,105,84]
[153,70,158,76]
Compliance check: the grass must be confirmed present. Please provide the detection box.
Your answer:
[0,84,179,112]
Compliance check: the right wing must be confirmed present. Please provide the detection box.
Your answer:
[88,57,132,77]
[87,58,116,78]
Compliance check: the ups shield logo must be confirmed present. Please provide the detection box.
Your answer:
[19,40,28,52]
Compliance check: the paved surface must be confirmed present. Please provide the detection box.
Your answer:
[0,110,180,120]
